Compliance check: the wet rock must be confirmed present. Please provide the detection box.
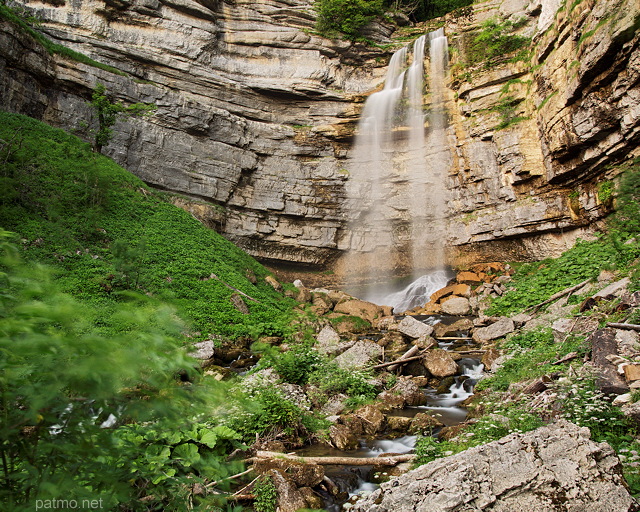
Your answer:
[267,469,308,512]
[472,317,515,342]
[299,487,324,510]
[334,299,383,324]
[351,420,637,512]
[386,415,413,435]
[409,413,444,435]
[404,360,429,377]
[329,423,359,450]
[254,459,324,487]
[424,349,458,378]
[440,296,471,316]
[334,340,382,369]
[397,316,434,339]
[433,318,474,338]
[355,404,386,435]
[436,376,456,394]
[378,377,427,408]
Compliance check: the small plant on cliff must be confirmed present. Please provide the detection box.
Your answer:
[89,83,156,153]
[467,17,531,67]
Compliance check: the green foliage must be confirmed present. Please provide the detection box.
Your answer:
[597,180,614,205]
[467,17,531,67]
[230,387,326,441]
[309,363,378,401]
[613,159,640,237]
[0,230,239,510]
[90,83,156,153]
[490,95,529,130]
[486,236,636,315]
[557,374,633,444]
[266,345,324,385]
[476,330,586,392]
[0,110,296,340]
[315,0,384,39]
[254,475,278,512]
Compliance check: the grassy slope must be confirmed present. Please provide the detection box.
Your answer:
[0,110,295,340]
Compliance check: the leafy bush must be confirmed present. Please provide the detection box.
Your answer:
[254,475,278,512]
[267,346,324,385]
[0,230,236,510]
[315,0,385,39]
[309,363,378,400]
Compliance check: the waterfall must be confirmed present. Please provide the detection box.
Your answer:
[344,29,451,308]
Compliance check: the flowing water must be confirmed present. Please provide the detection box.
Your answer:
[344,28,451,288]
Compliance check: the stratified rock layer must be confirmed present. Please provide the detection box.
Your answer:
[1,0,639,268]
[351,420,639,512]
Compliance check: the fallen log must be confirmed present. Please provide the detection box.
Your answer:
[247,451,415,467]
[373,353,424,370]
[607,322,640,332]
[386,345,420,371]
[525,279,591,314]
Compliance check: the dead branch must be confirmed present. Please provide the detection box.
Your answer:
[205,467,253,489]
[525,279,591,314]
[607,322,640,332]
[247,451,414,466]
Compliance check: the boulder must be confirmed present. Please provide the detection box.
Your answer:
[253,459,324,487]
[594,277,631,299]
[267,469,308,512]
[430,283,472,303]
[329,423,359,450]
[350,420,638,512]
[378,377,427,407]
[397,316,434,339]
[481,347,501,370]
[230,293,249,314]
[590,328,630,395]
[386,415,413,434]
[354,404,386,435]
[456,271,483,285]
[190,339,215,360]
[265,275,282,292]
[299,487,324,510]
[424,349,458,378]
[334,340,382,369]
[433,318,474,338]
[320,394,349,416]
[409,412,444,435]
[440,296,471,316]
[472,317,515,342]
[334,299,382,324]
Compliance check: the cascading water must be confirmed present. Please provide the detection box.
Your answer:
[344,29,451,311]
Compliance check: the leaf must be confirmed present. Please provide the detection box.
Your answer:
[173,443,201,466]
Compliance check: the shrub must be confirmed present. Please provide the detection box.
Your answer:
[315,0,385,39]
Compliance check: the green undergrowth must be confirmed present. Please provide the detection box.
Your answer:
[0,110,296,339]
[488,160,640,317]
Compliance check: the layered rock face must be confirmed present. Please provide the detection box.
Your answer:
[0,0,639,269]
[0,0,389,265]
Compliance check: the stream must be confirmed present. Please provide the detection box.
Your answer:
[296,315,485,511]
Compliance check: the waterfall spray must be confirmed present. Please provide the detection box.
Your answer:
[345,29,451,308]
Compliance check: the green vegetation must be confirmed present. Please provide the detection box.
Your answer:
[254,475,278,512]
[0,110,295,340]
[90,83,156,153]
[314,0,474,39]
[0,1,126,76]
[466,17,531,68]
[0,230,243,510]
[315,0,385,40]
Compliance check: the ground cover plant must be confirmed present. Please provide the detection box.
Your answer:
[0,110,296,340]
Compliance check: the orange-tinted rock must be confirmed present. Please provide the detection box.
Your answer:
[456,271,483,285]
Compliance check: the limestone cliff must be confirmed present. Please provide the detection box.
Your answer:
[1,0,639,270]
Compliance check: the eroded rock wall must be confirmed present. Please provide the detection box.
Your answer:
[1,0,639,269]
